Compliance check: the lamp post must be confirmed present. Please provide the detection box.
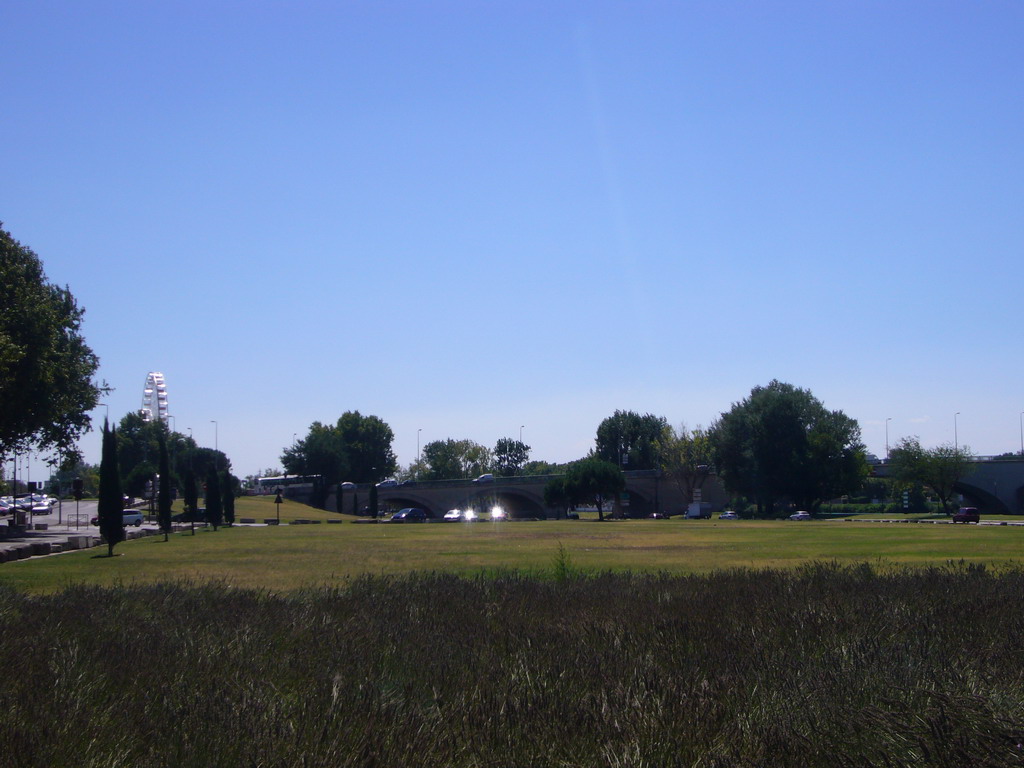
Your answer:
[1019,411,1023,456]
[885,417,892,460]
[520,425,524,443]
[954,412,960,453]
[417,428,422,463]
[211,420,218,452]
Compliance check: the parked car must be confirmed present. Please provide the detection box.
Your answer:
[390,508,427,522]
[171,507,207,523]
[719,511,739,520]
[339,481,357,490]
[90,510,145,527]
[444,508,476,521]
[952,507,980,524]
[473,473,494,484]
[788,510,812,521]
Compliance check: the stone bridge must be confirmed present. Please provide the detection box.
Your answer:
[875,458,1024,513]
[328,470,731,520]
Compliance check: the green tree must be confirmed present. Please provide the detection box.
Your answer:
[157,433,172,541]
[46,460,100,498]
[522,460,566,476]
[420,439,493,480]
[205,467,223,530]
[543,475,573,517]
[222,472,236,526]
[595,411,668,470]
[97,420,125,557]
[0,224,103,460]
[493,438,531,477]
[563,458,625,522]
[657,424,715,507]
[181,466,199,535]
[713,380,868,514]
[888,437,973,514]
[282,412,396,507]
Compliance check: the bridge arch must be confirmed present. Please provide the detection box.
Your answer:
[460,488,546,519]
[954,481,1013,515]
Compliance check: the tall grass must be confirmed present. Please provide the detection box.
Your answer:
[1,563,1022,766]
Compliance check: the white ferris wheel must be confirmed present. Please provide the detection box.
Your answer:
[141,371,170,423]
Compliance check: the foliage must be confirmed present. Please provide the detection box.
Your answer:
[282,412,397,506]
[887,437,974,514]
[97,420,125,557]
[181,466,198,520]
[420,438,493,480]
[657,423,715,505]
[992,451,1024,461]
[204,467,223,530]
[0,224,103,460]
[713,380,868,514]
[521,459,570,476]
[594,410,668,470]
[563,458,625,521]
[2,564,1024,766]
[492,437,531,476]
[222,473,236,526]
[46,460,100,498]
[157,433,172,539]
[542,476,572,516]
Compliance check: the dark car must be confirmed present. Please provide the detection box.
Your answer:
[171,507,207,523]
[390,508,427,523]
[952,507,980,524]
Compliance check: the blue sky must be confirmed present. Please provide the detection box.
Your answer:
[3,1,1022,480]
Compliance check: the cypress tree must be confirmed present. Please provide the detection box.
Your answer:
[181,465,199,534]
[205,466,223,530]
[157,433,172,541]
[222,472,235,526]
[97,419,125,557]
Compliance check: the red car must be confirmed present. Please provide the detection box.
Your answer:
[952,507,980,524]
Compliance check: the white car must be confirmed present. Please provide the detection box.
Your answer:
[788,510,812,521]
[718,511,739,520]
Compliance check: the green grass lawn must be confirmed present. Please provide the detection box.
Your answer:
[3,508,1024,593]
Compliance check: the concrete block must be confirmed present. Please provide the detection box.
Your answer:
[327,519,343,524]
[264,519,280,525]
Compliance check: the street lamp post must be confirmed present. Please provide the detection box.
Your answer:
[954,412,960,453]
[885,417,892,460]
[520,425,524,443]
[417,429,422,463]
[211,420,218,452]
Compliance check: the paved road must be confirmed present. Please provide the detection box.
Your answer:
[1,499,161,562]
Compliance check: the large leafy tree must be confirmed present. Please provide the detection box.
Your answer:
[713,380,867,514]
[493,438,531,477]
[282,412,397,507]
[657,424,716,506]
[222,472,237,526]
[420,438,493,481]
[594,411,668,471]
[0,224,103,459]
[563,458,625,522]
[205,467,223,530]
[97,420,125,557]
[887,437,973,514]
